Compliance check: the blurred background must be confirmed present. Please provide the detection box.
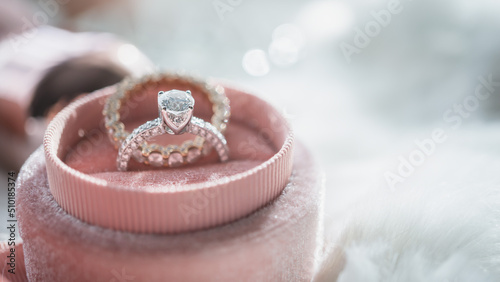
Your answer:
[2,0,500,275]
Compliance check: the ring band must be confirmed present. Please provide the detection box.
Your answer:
[117,89,229,171]
[103,73,230,167]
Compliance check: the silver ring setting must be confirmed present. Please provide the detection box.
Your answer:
[117,89,229,171]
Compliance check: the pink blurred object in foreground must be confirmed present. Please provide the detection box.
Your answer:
[0,25,153,169]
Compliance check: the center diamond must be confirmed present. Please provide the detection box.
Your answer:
[159,90,194,112]
[158,90,195,134]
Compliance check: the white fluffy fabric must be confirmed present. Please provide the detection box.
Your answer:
[306,0,500,279]
[315,127,500,281]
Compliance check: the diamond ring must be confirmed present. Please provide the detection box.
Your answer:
[116,89,229,171]
[104,73,230,167]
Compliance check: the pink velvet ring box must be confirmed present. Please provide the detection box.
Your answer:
[43,83,294,234]
[16,84,324,281]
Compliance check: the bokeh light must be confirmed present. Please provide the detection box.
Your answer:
[242,49,270,76]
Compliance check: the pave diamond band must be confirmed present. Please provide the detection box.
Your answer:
[117,90,229,171]
[117,116,229,171]
[103,73,230,168]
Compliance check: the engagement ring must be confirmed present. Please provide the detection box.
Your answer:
[116,89,229,171]
[103,73,230,169]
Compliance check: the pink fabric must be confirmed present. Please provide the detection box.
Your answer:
[17,142,323,281]
[43,85,294,233]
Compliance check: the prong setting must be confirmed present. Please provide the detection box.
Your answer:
[158,89,195,134]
